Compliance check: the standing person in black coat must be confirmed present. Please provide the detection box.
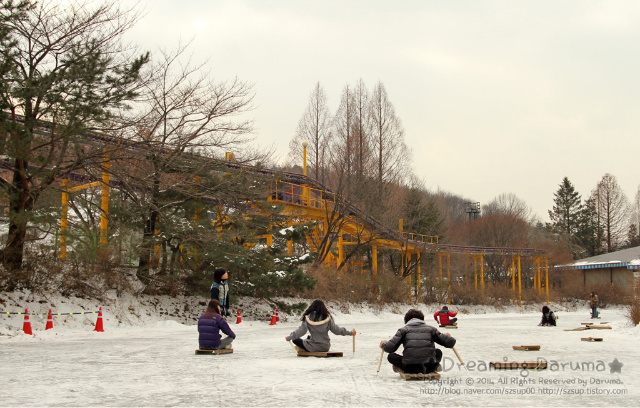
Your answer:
[380,309,456,374]
[210,268,230,317]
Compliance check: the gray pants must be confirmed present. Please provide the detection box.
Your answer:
[218,336,234,349]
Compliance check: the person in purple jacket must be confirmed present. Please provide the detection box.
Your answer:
[198,299,236,350]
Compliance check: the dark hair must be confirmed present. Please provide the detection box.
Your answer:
[213,268,228,284]
[207,299,221,315]
[404,309,424,323]
[442,306,448,311]
[542,305,550,313]
[302,299,330,322]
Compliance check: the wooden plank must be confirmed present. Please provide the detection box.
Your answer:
[581,337,603,342]
[439,325,458,329]
[399,372,441,381]
[490,361,548,370]
[512,345,541,351]
[195,349,233,355]
[585,325,611,330]
[564,327,590,331]
[297,351,343,358]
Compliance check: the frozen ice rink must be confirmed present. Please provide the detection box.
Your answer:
[1,303,638,407]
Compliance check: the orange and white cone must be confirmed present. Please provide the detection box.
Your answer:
[269,309,277,325]
[23,308,32,335]
[236,309,242,324]
[94,307,104,332]
[275,309,280,322]
[45,309,54,330]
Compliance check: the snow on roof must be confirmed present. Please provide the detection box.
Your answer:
[557,245,640,270]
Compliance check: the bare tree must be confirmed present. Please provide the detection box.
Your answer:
[590,173,629,252]
[0,0,148,273]
[352,79,372,180]
[483,193,532,221]
[369,81,409,194]
[288,82,331,182]
[111,44,255,280]
[330,84,356,196]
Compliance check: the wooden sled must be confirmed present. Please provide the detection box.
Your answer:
[490,361,547,370]
[399,371,441,381]
[581,322,609,326]
[581,337,603,342]
[585,325,611,330]
[439,325,458,329]
[564,327,590,331]
[297,351,343,358]
[512,345,541,351]
[195,348,233,355]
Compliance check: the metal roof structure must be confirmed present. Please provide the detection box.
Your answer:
[556,246,640,270]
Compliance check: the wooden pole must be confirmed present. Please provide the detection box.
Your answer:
[452,346,464,365]
[352,329,356,355]
[377,349,384,375]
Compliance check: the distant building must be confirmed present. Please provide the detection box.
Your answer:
[557,246,640,289]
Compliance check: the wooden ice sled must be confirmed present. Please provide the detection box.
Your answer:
[297,351,343,358]
[581,337,603,342]
[490,361,547,370]
[399,372,441,381]
[195,348,233,355]
[512,345,541,351]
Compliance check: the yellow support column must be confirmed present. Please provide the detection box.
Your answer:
[517,255,522,308]
[447,254,451,305]
[60,179,69,260]
[416,251,421,302]
[511,256,516,305]
[338,233,344,267]
[545,258,550,305]
[473,256,478,292]
[480,254,485,304]
[372,244,378,277]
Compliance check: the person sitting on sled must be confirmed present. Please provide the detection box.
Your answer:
[285,299,356,352]
[381,309,456,374]
[198,299,235,350]
[538,305,557,326]
[434,305,458,326]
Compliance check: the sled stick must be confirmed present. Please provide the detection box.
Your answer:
[377,349,384,375]
[452,346,464,366]
[353,329,356,355]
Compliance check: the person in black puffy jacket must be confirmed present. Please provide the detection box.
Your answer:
[198,300,235,350]
[380,309,456,374]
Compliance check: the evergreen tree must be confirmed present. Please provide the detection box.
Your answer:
[402,187,445,237]
[548,177,583,235]
[576,196,603,257]
[0,1,148,274]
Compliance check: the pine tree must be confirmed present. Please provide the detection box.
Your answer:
[402,187,444,237]
[548,177,583,235]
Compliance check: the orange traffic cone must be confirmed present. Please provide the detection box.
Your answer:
[275,309,280,322]
[269,308,277,325]
[94,307,104,332]
[23,308,32,335]
[45,309,53,330]
[236,309,242,324]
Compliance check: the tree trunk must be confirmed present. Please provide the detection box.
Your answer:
[2,161,34,272]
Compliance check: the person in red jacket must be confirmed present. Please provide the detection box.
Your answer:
[434,306,457,326]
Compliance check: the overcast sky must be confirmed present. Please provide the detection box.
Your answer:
[122,0,640,223]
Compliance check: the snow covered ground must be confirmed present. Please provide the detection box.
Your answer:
[0,292,638,407]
